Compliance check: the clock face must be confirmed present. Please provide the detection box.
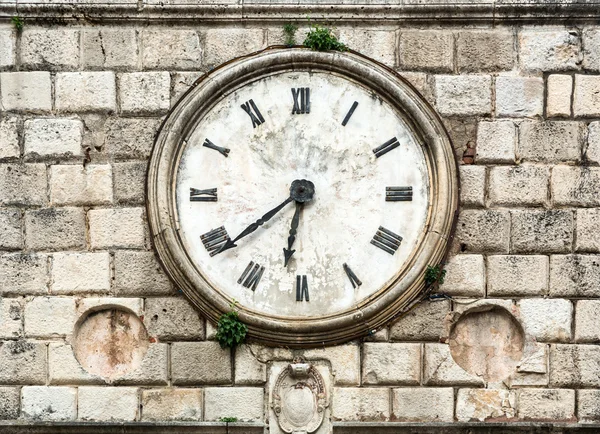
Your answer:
[175,71,430,318]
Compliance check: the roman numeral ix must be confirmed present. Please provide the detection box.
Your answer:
[200,227,231,256]
[386,186,413,202]
[373,137,400,158]
[238,261,265,291]
[292,88,310,114]
[203,138,229,157]
[190,187,217,202]
[343,263,362,289]
[342,101,358,126]
[371,226,403,255]
[296,275,309,302]
[241,99,265,128]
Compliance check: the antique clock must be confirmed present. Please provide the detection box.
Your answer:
[147,48,458,346]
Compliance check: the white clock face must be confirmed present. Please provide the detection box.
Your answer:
[176,71,430,318]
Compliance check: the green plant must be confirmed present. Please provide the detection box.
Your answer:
[11,16,24,32]
[283,23,298,46]
[303,24,347,52]
[219,417,238,423]
[425,265,446,286]
[216,303,247,349]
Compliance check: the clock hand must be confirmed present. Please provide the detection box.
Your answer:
[283,201,302,267]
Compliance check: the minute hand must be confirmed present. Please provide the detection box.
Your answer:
[218,196,294,253]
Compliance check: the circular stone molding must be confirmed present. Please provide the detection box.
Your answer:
[147,47,458,347]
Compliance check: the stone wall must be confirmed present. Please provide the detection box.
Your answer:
[2,2,600,429]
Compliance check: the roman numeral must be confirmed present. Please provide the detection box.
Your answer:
[373,137,400,158]
[371,226,402,255]
[342,101,358,126]
[200,226,231,256]
[238,261,265,291]
[241,99,265,128]
[296,275,309,302]
[203,138,229,157]
[386,186,413,202]
[190,187,217,202]
[343,263,362,289]
[292,88,310,114]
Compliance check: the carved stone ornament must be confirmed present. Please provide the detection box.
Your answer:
[146,47,458,347]
[272,359,328,434]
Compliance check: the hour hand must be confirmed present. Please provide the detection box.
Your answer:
[283,202,302,267]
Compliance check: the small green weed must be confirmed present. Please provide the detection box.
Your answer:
[11,16,24,32]
[219,417,238,423]
[303,24,347,52]
[216,303,247,349]
[425,265,446,286]
[283,23,298,46]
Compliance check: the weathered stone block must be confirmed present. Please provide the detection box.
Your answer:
[21,28,79,70]
[113,162,146,204]
[303,345,360,386]
[21,386,76,421]
[24,297,77,338]
[142,29,201,69]
[550,344,600,387]
[204,387,263,422]
[459,165,485,207]
[511,210,573,254]
[332,387,390,421]
[547,74,572,117]
[88,208,145,249]
[0,72,52,111]
[576,208,600,252]
[518,388,575,420]
[435,75,492,116]
[399,30,453,72]
[0,30,16,68]
[578,390,600,422]
[55,72,117,112]
[24,118,83,158]
[393,388,454,422]
[25,207,86,251]
[0,164,47,206]
[574,75,600,117]
[362,343,420,385]
[76,297,143,318]
[103,117,161,159]
[0,387,19,420]
[456,389,516,422]
[519,29,579,72]
[51,252,110,294]
[552,166,600,206]
[588,121,600,164]
[518,299,572,342]
[82,29,138,69]
[550,255,600,297]
[171,342,231,385]
[119,72,170,115]
[144,297,204,341]
[0,341,46,384]
[114,251,173,295]
[439,254,485,297]
[78,386,139,421]
[424,343,484,386]
[496,76,544,117]
[116,344,168,386]
[0,253,47,295]
[489,165,549,206]
[0,116,19,160]
[171,72,203,106]
[0,208,22,250]
[141,388,202,421]
[390,300,451,341]
[575,300,600,342]
[234,344,266,385]
[50,165,112,206]
[337,29,395,66]
[398,71,434,105]
[457,29,514,72]
[487,255,548,297]
[48,343,103,385]
[202,28,265,69]
[455,210,510,253]
[519,121,582,163]
[0,299,21,340]
[476,120,516,163]
[584,28,600,71]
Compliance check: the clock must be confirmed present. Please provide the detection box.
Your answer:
[147,48,458,346]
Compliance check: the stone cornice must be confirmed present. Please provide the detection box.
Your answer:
[1,0,600,24]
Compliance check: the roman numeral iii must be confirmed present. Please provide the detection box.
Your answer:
[373,137,400,158]
[291,88,310,114]
[371,226,402,255]
[202,138,230,157]
[386,186,413,202]
[241,99,265,128]
[238,261,265,291]
[190,187,217,202]
[200,226,231,256]
[296,275,309,302]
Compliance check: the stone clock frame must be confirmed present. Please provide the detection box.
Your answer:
[147,47,458,347]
